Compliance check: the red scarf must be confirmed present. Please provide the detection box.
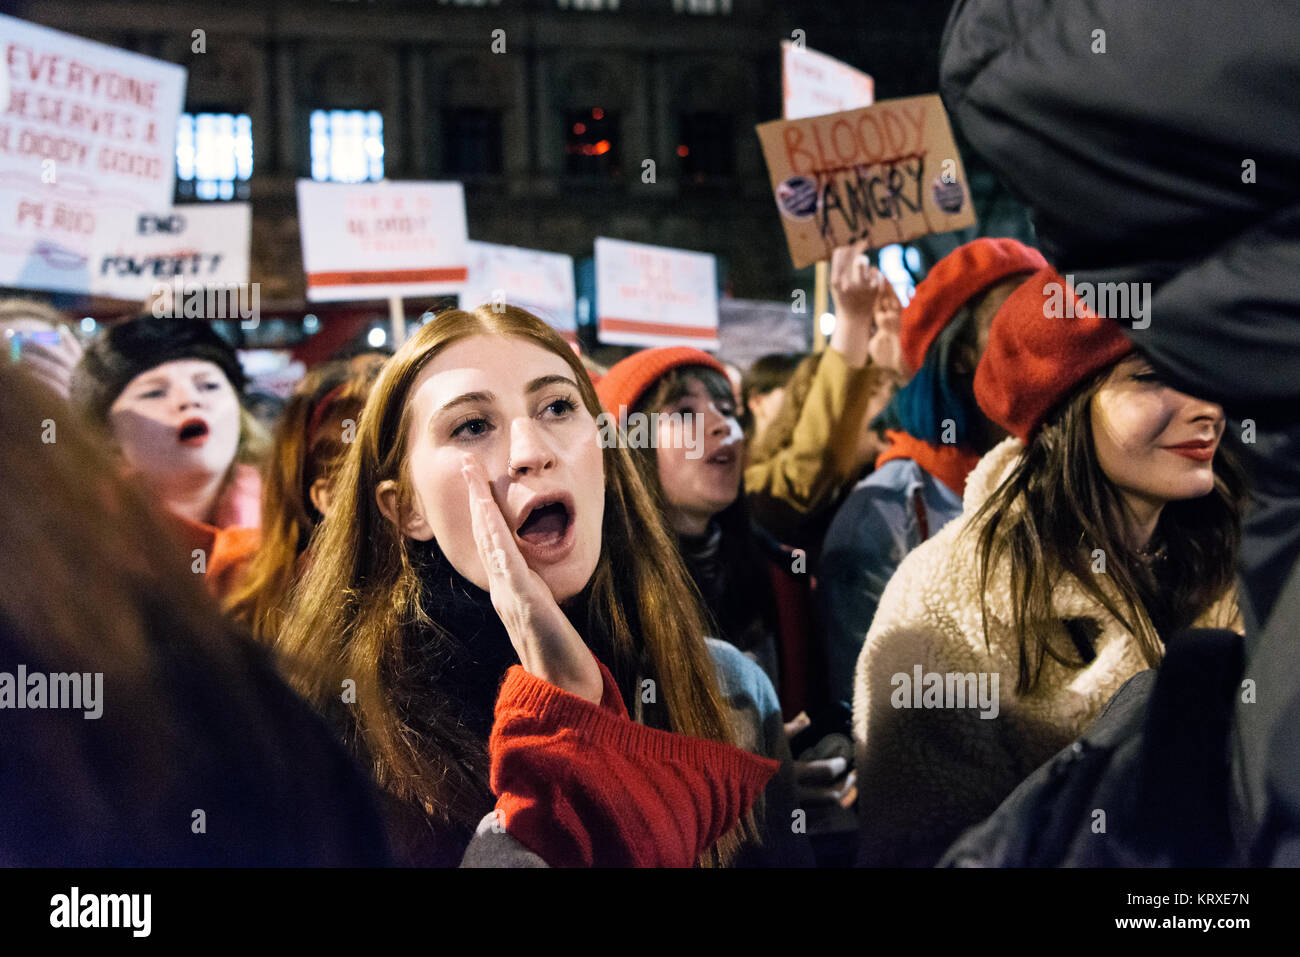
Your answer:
[874,429,982,498]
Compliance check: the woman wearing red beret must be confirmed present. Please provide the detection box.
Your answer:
[851,268,1247,866]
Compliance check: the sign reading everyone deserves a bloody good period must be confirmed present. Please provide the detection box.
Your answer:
[296,179,468,302]
[0,13,187,294]
[595,237,719,350]
[756,94,976,269]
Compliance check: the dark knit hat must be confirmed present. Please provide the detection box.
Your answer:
[974,266,1134,443]
[594,346,728,419]
[71,318,248,424]
[900,237,1048,374]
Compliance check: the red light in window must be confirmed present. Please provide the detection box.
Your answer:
[594,140,611,155]
[676,145,689,157]
[573,123,586,135]
[591,108,604,120]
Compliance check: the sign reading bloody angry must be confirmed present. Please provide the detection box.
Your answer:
[756,94,976,269]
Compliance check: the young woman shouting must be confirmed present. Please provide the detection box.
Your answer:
[277,305,787,866]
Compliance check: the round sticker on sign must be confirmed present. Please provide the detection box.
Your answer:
[776,176,819,222]
[932,176,966,215]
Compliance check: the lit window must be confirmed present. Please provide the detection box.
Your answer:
[176,113,252,201]
[565,108,619,177]
[311,109,385,183]
[672,0,732,12]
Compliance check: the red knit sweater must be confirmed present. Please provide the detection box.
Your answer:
[490,660,778,867]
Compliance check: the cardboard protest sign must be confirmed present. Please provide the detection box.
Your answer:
[90,203,250,301]
[756,94,976,269]
[296,179,468,302]
[461,241,576,339]
[595,237,719,349]
[0,14,186,294]
[781,41,874,121]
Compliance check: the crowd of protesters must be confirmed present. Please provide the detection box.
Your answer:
[3,0,1299,868]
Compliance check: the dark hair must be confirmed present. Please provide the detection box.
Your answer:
[0,366,386,865]
[742,353,806,423]
[967,363,1247,693]
[631,365,778,656]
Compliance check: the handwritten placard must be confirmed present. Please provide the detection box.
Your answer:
[88,203,250,301]
[756,94,976,269]
[0,13,186,294]
[595,237,718,349]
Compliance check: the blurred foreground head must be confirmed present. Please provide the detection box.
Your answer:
[0,366,385,865]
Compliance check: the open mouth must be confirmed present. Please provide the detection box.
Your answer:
[513,492,577,561]
[177,418,210,445]
[706,446,738,467]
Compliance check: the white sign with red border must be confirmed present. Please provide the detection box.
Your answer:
[0,13,187,294]
[460,240,576,339]
[595,237,718,349]
[781,40,874,121]
[296,179,468,302]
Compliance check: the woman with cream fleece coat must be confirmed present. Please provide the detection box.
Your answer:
[852,437,1241,866]
[851,267,1245,867]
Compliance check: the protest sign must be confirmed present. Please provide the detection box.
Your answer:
[89,203,250,301]
[461,241,576,339]
[756,94,976,269]
[595,237,718,349]
[781,41,874,121]
[0,14,186,294]
[296,179,468,302]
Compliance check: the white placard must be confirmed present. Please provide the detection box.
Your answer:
[781,40,874,121]
[595,237,719,349]
[89,203,250,301]
[460,240,576,338]
[296,179,468,302]
[0,14,187,294]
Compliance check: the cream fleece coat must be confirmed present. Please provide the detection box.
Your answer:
[851,437,1241,865]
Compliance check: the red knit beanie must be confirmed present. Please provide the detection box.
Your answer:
[974,266,1135,443]
[900,237,1048,374]
[594,346,728,418]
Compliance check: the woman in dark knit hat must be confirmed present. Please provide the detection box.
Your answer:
[851,268,1247,866]
[70,318,266,599]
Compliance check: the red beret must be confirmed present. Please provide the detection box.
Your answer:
[975,266,1135,443]
[594,346,728,418]
[900,237,1048,374]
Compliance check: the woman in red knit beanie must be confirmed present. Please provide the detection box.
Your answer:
[851,267,1248,866]
[277,304,778,867]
